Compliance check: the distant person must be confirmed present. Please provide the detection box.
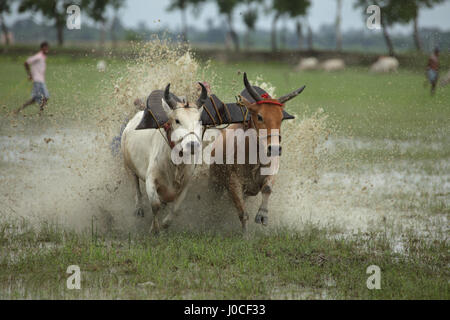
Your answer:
[426,47,440,95]
[15,42,50,115]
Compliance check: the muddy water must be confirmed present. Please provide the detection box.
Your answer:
[0,116,447,240]
[1,40,447,240]
[0,119,134,232]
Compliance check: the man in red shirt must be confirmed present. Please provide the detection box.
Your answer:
[15,42,50,115]
[426,47,440,95]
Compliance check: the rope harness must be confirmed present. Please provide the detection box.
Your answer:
[146,93,283,150]
[202,96,232,131]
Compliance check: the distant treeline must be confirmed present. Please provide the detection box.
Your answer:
[5,17,449,54]
[1,0,449,55]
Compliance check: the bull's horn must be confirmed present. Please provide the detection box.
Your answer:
[278,85,306,104]
[243,72,261,102]
[196,82,208,108]
[164,83,178,109]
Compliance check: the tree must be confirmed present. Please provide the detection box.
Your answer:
[335,0,342,51]
[295,20,303,50]
[110,0,124,46]
[355,0,396,55]
[215,0,240,51]
[81,0,125,46]
[271,0,310,52]
[307,24,313,50]
[18,0,83,46]
[242,0,261,49]
[18,0,124,46]
[85,0,108,46]
[379,0,420,53]
[167,0,205,42]
[167,0,188,42]
[0,0,13,45]
[355,0,443,55]
[410,0,444,52]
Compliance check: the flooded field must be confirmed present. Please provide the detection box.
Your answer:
[1,115,447,244]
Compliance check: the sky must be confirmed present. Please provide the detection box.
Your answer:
[6,0,450,34]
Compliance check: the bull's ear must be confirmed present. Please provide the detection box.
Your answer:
[239,95,258,112]
[198,105,204,116]
[161,98,172,115]
[239,95,252,108]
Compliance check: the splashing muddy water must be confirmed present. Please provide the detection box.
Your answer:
[0,40,447,244]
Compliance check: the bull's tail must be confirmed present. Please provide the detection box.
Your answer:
[111,98,145,156]
[110,117,129,156]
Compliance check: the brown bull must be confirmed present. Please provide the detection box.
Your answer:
[210,73,305,233]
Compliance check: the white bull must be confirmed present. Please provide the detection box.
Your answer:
[295,57,319,71]
[320,58,346,72]
[121,83,207,233]
[370,56,399,73]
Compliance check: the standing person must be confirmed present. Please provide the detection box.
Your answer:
[15,42,50,115]
[426,47,440,95]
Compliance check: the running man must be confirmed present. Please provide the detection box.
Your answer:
[15,42,50,115]
[426,47,440,95]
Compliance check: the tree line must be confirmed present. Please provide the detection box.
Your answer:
[0,0,125,46]
[169,0,447,54]
[0,0,447,55]
[354,0,445,55]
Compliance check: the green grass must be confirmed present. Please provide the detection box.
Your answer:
[207,61,450,140]
[0,55,125,119]
[0,219,448,300]
[2,56,449,141]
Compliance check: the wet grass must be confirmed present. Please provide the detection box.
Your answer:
[0,219,448,300]
[0,55,124,120]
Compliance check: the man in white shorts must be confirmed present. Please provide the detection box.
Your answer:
[426,47,440,95]
[15,42,50,115]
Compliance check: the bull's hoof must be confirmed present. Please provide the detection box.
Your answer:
[134,207,145,218]
[255,209,268,226]
[161,220,171,230]
[150,224,160,235]
[242,226,249,239]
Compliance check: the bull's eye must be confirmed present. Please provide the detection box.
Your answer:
[175,119,180,124]
[257,114,263,122]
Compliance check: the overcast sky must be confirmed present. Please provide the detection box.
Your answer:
[6,0,450,34]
